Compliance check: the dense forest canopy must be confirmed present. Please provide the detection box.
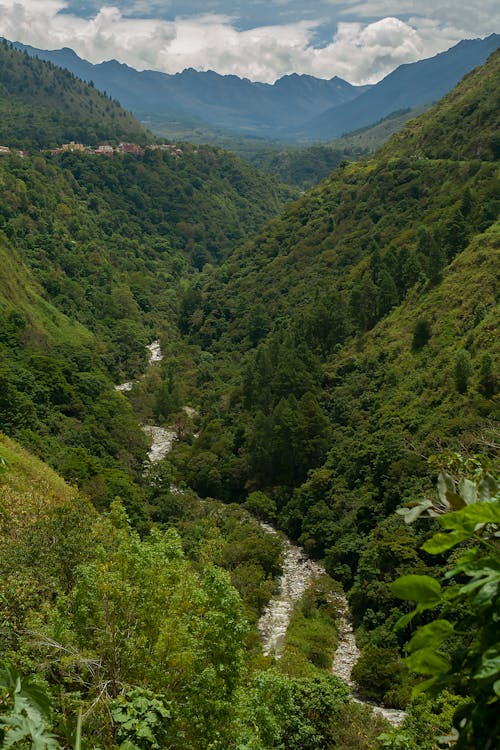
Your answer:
[0,43,498,750]
[0,39,150,148]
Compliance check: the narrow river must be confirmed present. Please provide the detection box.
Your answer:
[115,340,176,461]
[118,341,406,727]
[257,524,406,727]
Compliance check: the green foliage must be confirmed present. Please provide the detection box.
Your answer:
[478,353,498,397]
[454,349,473,393]
[110,688,171,750]
[0,40,149,149]
[378,691,466,750]
[246,143,345,189]
[383,49,500,162]
[243,492,277,523]
[0,664,59,750]
[392,464,500,749]
[238,670,352,750]
[281,579,339,674]
[411,318,431,350]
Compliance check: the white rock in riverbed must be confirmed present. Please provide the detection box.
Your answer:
[142,425,176,463]
[258,524,323,657]
[115,381,133,392]
[147,340,163,363]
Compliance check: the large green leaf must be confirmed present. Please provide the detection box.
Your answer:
[407,620,454,653]
[479,474,498,502]
[397,500,434,524]
[474,645,500,680]
[440,502,500,529]
[459,478,478,505]
[437,472,455,506]
[391,575,442,606]
[406,647,451,676]
[422,529,472,554]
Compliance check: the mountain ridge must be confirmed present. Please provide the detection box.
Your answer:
[10,41,367,137]
[301,33,500,140]
[0,38,150,148]
[10,34,500,144]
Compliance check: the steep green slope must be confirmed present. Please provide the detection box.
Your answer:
[0,48,289,512]
[190,155,497,350]
[0,229,150,517]
[169,51,499,710]
[0,143,287,376]
[381,48,500,161]
[185,51,499,352]
[0,39,150,148]
[0,232,93,347]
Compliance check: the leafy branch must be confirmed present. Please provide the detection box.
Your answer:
[391,461,500,749]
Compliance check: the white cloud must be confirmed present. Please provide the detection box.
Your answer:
[337,0,500,36]
[0,1,496,83]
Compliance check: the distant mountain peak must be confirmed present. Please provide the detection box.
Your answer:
[8,34,499,144]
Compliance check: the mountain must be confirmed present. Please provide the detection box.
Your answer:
[301,33,500,140]
[11,35,500,146]
[0,43,291,515]
[0,29,499,750]
[242,107,430,189]
[0,39,150,148]
[11,42,368,139]
[172,49,500,711]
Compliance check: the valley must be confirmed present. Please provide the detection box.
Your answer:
[0,38,498,750]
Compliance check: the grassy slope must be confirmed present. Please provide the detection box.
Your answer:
[381,48,500,161]
[0,233,93,348]
[0,433,81,533]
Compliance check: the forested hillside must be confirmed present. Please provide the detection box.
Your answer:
[0,42,498,750]
[0,44,289,516]
[167,50,499,741]
[0,39,149,148]
[0,132,287,509]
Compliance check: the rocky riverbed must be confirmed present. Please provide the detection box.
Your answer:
[258,524,323,657]
[142,424,177,463]
[258,523,406,727]
[115,340,177,463]
[118,341,406,727]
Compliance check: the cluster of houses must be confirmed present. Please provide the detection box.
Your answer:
[0,145,29,157]
[49,141,184,157]
[0,142,183,158]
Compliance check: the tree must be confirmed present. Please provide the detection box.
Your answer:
[412,319,431,351]
[454,349,473,393]
[377,269,399,317]
[392,459,500,749]
[478,354,497,397]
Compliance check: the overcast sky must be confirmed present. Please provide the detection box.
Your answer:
[0,1,498,83]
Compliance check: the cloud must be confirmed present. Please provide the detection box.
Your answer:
[0,1,496,83]
[337,0,500,36]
